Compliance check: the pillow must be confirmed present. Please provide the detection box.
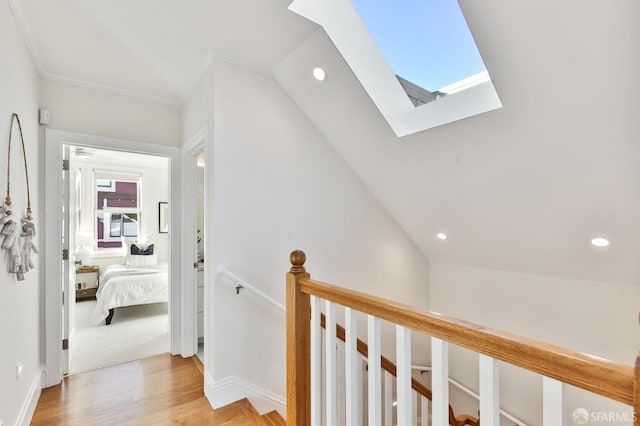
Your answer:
[129,253,157,268]
[121,237,135,265]
[131,243,154,256]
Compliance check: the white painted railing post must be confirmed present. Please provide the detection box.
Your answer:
[420,395,428,426]
[479,354,500,426]
[345,307,361,426]
[310,296,322,426]
[396,325,412,426]
[543,377,564,426]
[384,372,393,426]
[325,301,338,426]
[368,315,382,426]
[432,337,449,426]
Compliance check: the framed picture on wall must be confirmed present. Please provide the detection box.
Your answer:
[159,202,169,233]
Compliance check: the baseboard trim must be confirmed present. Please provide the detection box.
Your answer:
[16,365,44,426]
[204,373,286,418]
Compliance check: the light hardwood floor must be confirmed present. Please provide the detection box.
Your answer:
[31,353,285,425]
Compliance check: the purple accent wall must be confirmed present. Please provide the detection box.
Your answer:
[98,241,122,249]
[97,181,138,209]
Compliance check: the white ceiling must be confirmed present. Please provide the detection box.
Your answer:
[12,0,640,285]
[15,0,316,104]
[274,0,640,285]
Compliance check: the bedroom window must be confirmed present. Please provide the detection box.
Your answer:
[95,176,141,249]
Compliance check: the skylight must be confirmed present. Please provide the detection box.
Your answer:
[289,0,502,137]
[350,0,487,94]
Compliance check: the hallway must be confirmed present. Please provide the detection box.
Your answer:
[31,354,284,425]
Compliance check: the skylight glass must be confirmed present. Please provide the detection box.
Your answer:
[349,0,487,94]
[288,0,502,136]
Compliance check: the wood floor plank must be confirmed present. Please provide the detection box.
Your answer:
[262,410,286,426]
[31,353,276,426]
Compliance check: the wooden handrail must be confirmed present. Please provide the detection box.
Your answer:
[287,250,640,425]
[320,314,478,426]
[300,275,634,406]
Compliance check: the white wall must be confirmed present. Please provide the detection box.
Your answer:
[39,79,181,147]
[182,59,430,403]
[430,263,640,425]
[0,2,42,425]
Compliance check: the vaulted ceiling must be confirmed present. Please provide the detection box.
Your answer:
[14,0,640,284]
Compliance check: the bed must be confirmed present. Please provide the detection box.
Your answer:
[91,262,169,325]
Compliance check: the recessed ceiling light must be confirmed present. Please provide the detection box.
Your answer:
[312,66,327,81]
[436,232,448,240]
[590,237,610,248]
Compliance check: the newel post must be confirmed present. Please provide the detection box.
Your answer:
[286,250,311,425]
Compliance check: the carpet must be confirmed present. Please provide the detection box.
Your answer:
[70,300,170,375]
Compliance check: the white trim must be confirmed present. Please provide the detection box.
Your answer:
[180,125,207,357]
[287,2,502,137]
[42,72,180,106]
[210,49,273,78]
[44,129,182,387]
[8,0,179,106]
[8,0,45,76]
[205,374,286,418]
[16,366,44,426]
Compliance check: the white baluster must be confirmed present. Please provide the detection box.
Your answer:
[420,395,428,426]
[543,377,564,426]
[479,354,500,426]
[431,337,449,426]
[310,296,322,426]
[345,307,361,426]
[396,325,412,426]
[413,391,419,426]
[384,371,393,426]
[368,315,382,426]
[325,300,338,426]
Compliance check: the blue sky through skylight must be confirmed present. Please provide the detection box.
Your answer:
[350,0,487,92]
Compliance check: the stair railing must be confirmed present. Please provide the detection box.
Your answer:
[219,264,476,423]
[286,250,640,426]
[320,313,477,425]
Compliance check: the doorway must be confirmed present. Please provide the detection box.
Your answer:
[180,125,207,361]
[65,145,171,374]
[44,129,183,387]
[196,152,205,360]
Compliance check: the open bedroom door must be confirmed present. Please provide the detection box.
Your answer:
[61,145,77,376]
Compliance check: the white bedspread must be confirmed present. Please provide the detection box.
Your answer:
[91,263,169,325]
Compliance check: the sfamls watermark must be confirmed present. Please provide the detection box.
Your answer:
[572,408,637,424]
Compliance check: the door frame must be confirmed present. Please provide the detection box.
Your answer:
[180,125,207,357]
[44,129,182,387]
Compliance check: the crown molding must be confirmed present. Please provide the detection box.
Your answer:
[178,49,274,106]
[9,0,45,76]
[9,0,180,106]
[42,72,181,106]
[9,0,275,108]
[210,49,273,78]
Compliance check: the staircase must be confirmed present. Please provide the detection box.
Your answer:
[286,250,640,426]
[212,398,286,425]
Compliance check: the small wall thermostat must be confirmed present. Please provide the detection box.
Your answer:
[39,109,51,125]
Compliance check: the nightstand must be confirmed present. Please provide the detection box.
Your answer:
[76,266,100,300]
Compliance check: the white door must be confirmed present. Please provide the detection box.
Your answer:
[61,145,76,375]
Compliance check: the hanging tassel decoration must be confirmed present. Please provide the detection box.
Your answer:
[2,113,36,281]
